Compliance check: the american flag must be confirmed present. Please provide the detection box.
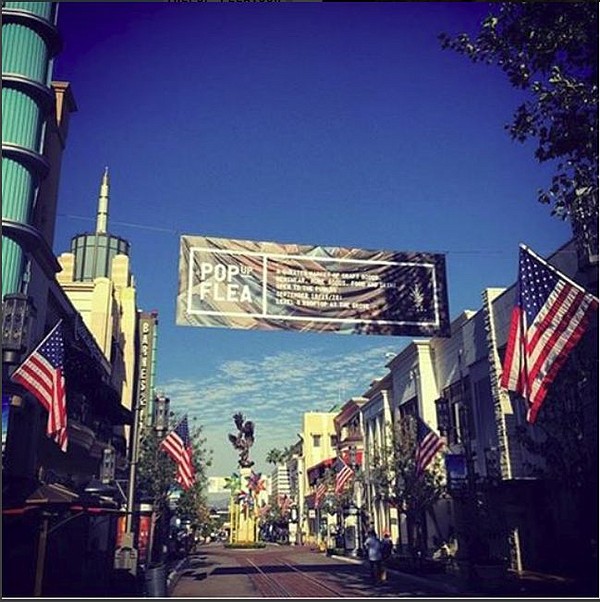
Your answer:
[11,321,68,452]
[500,245,598,424]
[415,417,444,477]
[333,458,354,495]
[160,415,195,490]
[314,482,327,508]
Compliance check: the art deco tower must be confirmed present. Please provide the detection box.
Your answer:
[68,167,131,282]
[57,170,138,414]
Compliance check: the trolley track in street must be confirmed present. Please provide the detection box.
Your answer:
[244,556,345,597]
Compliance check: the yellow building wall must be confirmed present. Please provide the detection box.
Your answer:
[302,412,337,493]
[57,251,137,415]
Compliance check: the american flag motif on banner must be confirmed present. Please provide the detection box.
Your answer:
[11,321,68,452]
[160,415,196,490]
[333,458,354,495]
[415,417,445,477]
[500,245,598,423]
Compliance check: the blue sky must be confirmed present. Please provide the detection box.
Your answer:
[51,2,570,478]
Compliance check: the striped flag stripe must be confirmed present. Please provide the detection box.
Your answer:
[160,416,196,490]
[500,245,598,423]
[11,321,68,452]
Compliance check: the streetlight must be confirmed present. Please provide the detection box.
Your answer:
[151,396,170,564]
[153,395,169,437]
[348,445,364,557]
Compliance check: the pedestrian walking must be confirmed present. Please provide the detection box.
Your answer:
[364,529,383,584]
[380,532,393,581]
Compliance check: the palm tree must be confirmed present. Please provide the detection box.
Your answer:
[266,448,284,467]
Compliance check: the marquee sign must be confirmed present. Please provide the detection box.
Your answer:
[176,235,450,337]
[136,312,157,425]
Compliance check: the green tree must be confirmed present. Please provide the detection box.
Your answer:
[440,3,598,261]
[320,466,355,516]
[312,468,355,549]
[369,416,446,558]
[136,416,212,561]
[265,446,295,468]
[265,448,285,467]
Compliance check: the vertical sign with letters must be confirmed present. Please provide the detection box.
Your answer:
[136,312,157,423]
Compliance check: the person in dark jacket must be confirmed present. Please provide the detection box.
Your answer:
[380,532,393,581]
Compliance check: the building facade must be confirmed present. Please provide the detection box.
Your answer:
[301,411,337,543]
[357,239,596,582]
[57,169,138,418]
[2,3,135,596]
[275,237,595,587]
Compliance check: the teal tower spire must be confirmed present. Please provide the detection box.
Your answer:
[96,166,110,234]
[69,168,130,281]
[1,2,62,298]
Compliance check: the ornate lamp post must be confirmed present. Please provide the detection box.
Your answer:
[149,395,172,569]
[348,445,364,557]
[2,293,36,476]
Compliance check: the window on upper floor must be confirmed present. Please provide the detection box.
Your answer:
[398,397,417,419]
[330,434,338,447]
[347,415,361,438]
[436,376,473,445]
[312,434,321,447]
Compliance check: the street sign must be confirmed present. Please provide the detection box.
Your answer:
[445,453,467,491]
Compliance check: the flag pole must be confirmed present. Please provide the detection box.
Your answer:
[520,243,599,302]
[162,414,186,441]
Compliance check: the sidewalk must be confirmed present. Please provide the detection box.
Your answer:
[328,551,593,598]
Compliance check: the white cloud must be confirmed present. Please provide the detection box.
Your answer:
[157,343,399,476]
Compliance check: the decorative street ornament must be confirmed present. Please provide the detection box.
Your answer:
[224,472,242,494]
[227,412,255,468]
[246,471,266,495]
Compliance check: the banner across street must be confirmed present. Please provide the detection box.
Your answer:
[177,235,450,337]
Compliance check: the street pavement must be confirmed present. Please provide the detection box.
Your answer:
[165,542,595,599]
[168,542,458,598]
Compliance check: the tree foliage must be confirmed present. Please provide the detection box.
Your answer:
[136,416,212,522]
[265,448,285,466]
[317,465,356,516]
[135,428,174,507]
[265,446,295,467]
[369,416,446,553]
[439,3,598,239]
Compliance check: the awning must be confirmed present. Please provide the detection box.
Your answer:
[3,481,80,515]
[2,479,120,516]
